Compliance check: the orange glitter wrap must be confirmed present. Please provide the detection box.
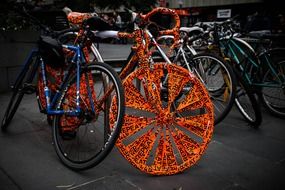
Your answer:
[111,7,214,175]
[67,12,93,25]
[143,7,180,49]
[37,44,94,132]
[111,63,214,175]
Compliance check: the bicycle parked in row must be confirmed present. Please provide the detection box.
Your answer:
[156,28,237,125]
[1,4,125,170]
[68,8,236,126]
[67,7,215,175]
[183,16,285,127]
[212,18,285,120]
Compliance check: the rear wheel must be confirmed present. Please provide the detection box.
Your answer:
[53,62,125,170]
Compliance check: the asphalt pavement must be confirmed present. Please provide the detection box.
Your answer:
[0,43,285,190]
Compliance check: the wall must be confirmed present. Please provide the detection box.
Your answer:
[0,31,39,92]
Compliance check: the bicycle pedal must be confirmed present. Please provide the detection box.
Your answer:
[22,83,37,94]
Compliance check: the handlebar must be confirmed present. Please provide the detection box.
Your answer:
[193,15,239,43]
[197,15,239,32]
[213,15,240,28]
[119,7,180,48]
[142,7,180,37]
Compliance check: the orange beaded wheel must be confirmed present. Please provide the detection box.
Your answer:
[110,63,214,175]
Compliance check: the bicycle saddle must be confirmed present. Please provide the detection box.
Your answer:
[180,26,204,34]
[67,12,93,25]
[68,12,113,31]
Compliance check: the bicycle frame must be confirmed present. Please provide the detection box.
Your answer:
[219,36,285,88]
[17,44,96,116]
[44,44,88,115]
[1,5,127,170]
[12,49,39,91]
[118,29,180,80]
[156,34,210,86]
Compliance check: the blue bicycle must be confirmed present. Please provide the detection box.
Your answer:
[1,6,125,170]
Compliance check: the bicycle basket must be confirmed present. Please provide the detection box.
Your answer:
[38,36,65,68]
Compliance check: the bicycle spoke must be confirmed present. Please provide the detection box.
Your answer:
[167,65,190,107]
[115,63,214,175]
[124,78,156,113]
[175,114,211,138]
[119,114,154,141]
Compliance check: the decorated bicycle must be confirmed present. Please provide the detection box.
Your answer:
[54,6,215,175]
[1,4,125,170]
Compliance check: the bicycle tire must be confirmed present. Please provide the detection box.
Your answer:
[190,53,237,125]
[1,89,25,131]
[1,55,38,131]
[259,48,285,118]
[233,68,262,128]
[112,63,214,175]
[52,62,125,170]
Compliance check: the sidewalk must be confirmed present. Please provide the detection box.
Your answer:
[0,91,285,190]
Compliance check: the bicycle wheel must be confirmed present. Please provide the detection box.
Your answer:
[260,49,285,118]
[189,53,237,125]
[1,54,38,131]
[112,63,214,175]
[1,88,25,131]
[234,69,262,128]
[53,62,125,170]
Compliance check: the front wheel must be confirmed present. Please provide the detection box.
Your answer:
[1,88,25,131]
[234,69,262,128]
[2,55,38,131]
[260,49,285,118]
[52,62,125,170]
[190,53,237,125]
[112,63,214,175]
